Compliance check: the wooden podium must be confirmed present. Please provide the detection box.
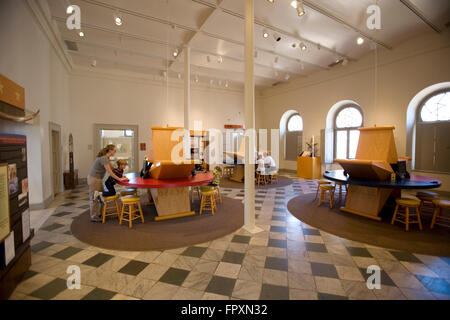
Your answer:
[297,156,321,179]
[335,126,398,221]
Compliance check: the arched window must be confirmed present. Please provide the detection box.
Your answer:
[415,91,450,173]
[334,106,363,159]
[285,113,303,161]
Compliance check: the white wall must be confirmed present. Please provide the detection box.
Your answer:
[257,32,450,191]
[0,0,71,206]
[69,72,245,178]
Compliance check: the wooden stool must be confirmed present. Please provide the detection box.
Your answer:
[256,171,267,186]
[430,199,450,229]
[101,194,120,223]
[391,198,422,231]
[315,180,331,200]
[200,190,216,215]
[334,182,347,203]
[317,184,335,208]
[120,188,137,197]
[416,191,439,215]
[268,171,278,184]
[120,195,145,228]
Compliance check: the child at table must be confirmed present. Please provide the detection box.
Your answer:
[94,159,127,202]
[208,166,221,187]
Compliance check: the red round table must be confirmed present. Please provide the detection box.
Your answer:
[118,172,214,221]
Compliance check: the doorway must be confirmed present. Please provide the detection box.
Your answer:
[49,122,62,196]
[94,124,139,173]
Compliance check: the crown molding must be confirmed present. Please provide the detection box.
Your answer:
[24,0,73,73]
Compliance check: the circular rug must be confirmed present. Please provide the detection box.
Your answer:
[71,196,243,251]
[287,193,450,257]
[220,176,293,189]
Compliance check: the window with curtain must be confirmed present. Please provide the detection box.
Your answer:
[285,114,303,161]
[415,91,450,173]
[334,106,363,159]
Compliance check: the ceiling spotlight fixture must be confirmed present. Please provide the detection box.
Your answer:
[225,81,229,88]
[66,5,74,14]
[263,30,269,39]
[217,56,223,63]
[273,33,281,42]
[210,79,214,86]
[173,49,179,57]
[296,1,305,16]
[300,42,307,51]
[206,55,211,63]
[91,59,97,67]
[194,75,199,83]
[317,43,321,50]
[291,43,297,48]
[79,31,84,37]
[114,12,123,26]
[266,0,275,3]
[177,73,182,79]
[357,37,364,45]
[162,71,167,78]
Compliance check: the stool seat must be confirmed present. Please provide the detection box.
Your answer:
[121,195,140,203]
[432,199,450,208]
[320,184,335,191]
[104,194,120,201]
[318,180,330,184]
[396,198,421,206]
[200,185,215,192]
[120,189,137,197]
[201,190,215,196]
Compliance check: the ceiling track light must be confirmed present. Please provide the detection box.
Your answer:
[173,48,179,57]
[66,5,74,14]
[263,30,269,39]
[217,56,223,63]
[206,55,211,63]
[162,71,167,78]
[177,73,182,79]
[300,42,307,51]
[225,81,229,88]
[91,59,97,67]
[273,33,281,42]
[357,37,365,45]
[291,43,297,48]
[79,31,84,37]
[266,0,274,3]
[194,75,199,83]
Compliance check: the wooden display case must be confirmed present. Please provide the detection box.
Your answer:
[297,156,322,179]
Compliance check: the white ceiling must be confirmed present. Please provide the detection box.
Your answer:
[45,0,450,88]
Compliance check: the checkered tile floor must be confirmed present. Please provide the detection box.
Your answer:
[9,173,450,300]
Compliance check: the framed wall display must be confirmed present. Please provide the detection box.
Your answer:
[0,163,10,242]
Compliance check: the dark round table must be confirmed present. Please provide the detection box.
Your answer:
[322,170,441,221]
[323,170,442,189]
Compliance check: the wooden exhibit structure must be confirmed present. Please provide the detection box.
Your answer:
[297,156,322,179]
[335,126,398,220]
[144,126,203,220]
[224,136,246,182]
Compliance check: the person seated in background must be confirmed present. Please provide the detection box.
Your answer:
[263,152,277,172]
[208,166,222,187]
[256,154,266,175]
[94,159,127,202]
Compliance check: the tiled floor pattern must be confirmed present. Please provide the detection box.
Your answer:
[9,174,450,300]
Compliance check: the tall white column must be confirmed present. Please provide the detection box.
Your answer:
[184,47,191,160]
[244,0,262,234]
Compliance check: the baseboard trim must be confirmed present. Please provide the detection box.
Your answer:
[29,194,54,210]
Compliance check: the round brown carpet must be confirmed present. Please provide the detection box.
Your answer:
[220,176,293,189]
[71,196,243,251]
[287,193,450,257]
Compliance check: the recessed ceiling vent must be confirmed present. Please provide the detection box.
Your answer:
[64,40,78,51]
